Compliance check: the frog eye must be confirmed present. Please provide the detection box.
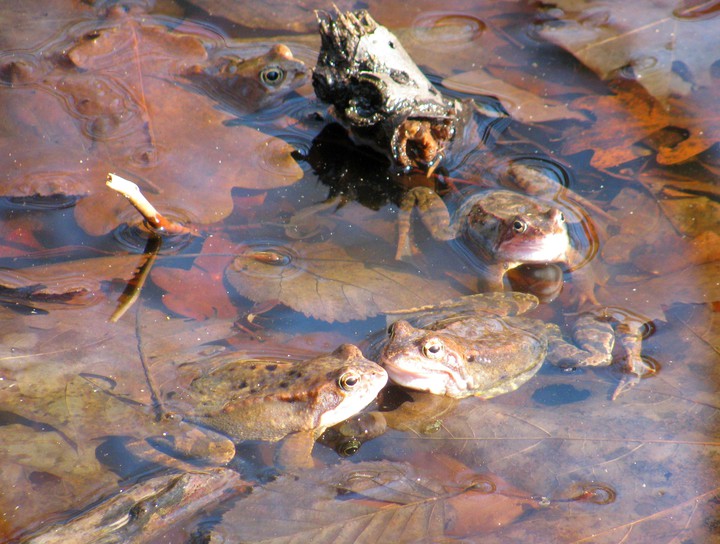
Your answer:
[338,438,361,457]
[512,219,527,233]
[338,372,359,391]
[422,338,445,359]
[559,211,565,223]
[260,66,286,87]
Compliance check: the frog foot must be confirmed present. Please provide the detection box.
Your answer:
[391,118,453,171]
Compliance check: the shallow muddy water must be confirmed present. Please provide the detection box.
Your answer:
[1,1,718,542]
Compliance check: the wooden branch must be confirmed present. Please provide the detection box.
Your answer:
[106,173,193,235]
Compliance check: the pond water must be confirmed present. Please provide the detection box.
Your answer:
[1,1,718,542]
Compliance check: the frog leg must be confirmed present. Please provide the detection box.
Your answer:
[395,186,455,261]
[549,309,653,398]
[121,425,236,472]
[543,320,612,368]
[275,430,317,469]
[597,307,654,399]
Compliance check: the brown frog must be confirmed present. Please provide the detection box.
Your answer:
[144,344,387,469]
[185,44,308,112]
[371,292,649,399]
[396,188,575,293]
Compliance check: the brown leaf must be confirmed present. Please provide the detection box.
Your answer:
[0,254,150,308]
[204,459,532,542]
[0,8,303,235]
[637,166,720,226]
[188,0,356,33]
[538,0,718,102]
[443,69,589,123]
[599,261,720,320]
[562,85,674,169]
[0,0,93,51]
[151,234,245,320]
[226,238,465,323]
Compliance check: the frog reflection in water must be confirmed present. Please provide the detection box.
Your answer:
[184,44,308,112]
[372,292,647,399]
[146,344,387,469]
[396,187,576,293]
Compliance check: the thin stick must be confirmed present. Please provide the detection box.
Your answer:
[109,236,161,323]
[106,173,193,235]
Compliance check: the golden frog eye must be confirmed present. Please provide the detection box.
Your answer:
[422,338,445,359]
[338,372,359,391]
[512,219,527,233]
[260,66,286,87]
[559,211,565,223]
[337,438,361,457]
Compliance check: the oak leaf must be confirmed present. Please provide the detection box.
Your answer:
[0,8,303,235]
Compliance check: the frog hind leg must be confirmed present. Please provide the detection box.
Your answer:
[544,319,613,369]
[396,186,455,261]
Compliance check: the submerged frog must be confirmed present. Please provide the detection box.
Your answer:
[396,187,576,293]
[372,292,649,399]
[147,344,387,469]
[185,44,308,112]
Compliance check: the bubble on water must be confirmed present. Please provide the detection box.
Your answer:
[410,13,486,50]
[568,482,617,505]
[0,53,45,85]
[232,241,303,281]
[251,136,304,181]
[6,193,80,210]
[673,0,720,20]
[111,208,193,254]
[466,476,497,494]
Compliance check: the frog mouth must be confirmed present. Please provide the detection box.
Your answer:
[382,358,472,397]
[383,353,543,399]
[498,231,570,263]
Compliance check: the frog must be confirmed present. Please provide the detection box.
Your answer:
[184,43,309,113]
[370,292,650,399]
[394,186,595,297]
[136,344,388,470]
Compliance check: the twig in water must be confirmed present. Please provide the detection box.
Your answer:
[106,173,194,235]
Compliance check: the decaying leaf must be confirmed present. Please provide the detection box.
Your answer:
[0,254,151,308]
[562,82,720,168]
[538,0,718,101]
[0,7,303,235]
[188,0,356,33]
[151,234,245,321]
[201,458,533,542]
[638,170,720,238]
[226,237,465,323]
[600,261,720,320]
[444,69,588,124]
[539,2,720,165]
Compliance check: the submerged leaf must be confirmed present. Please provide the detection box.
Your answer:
[444,69,588,124]
[203,459,532,542]
[0,8,303,235]
[538,0,719,101]
[226,238,464,322]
